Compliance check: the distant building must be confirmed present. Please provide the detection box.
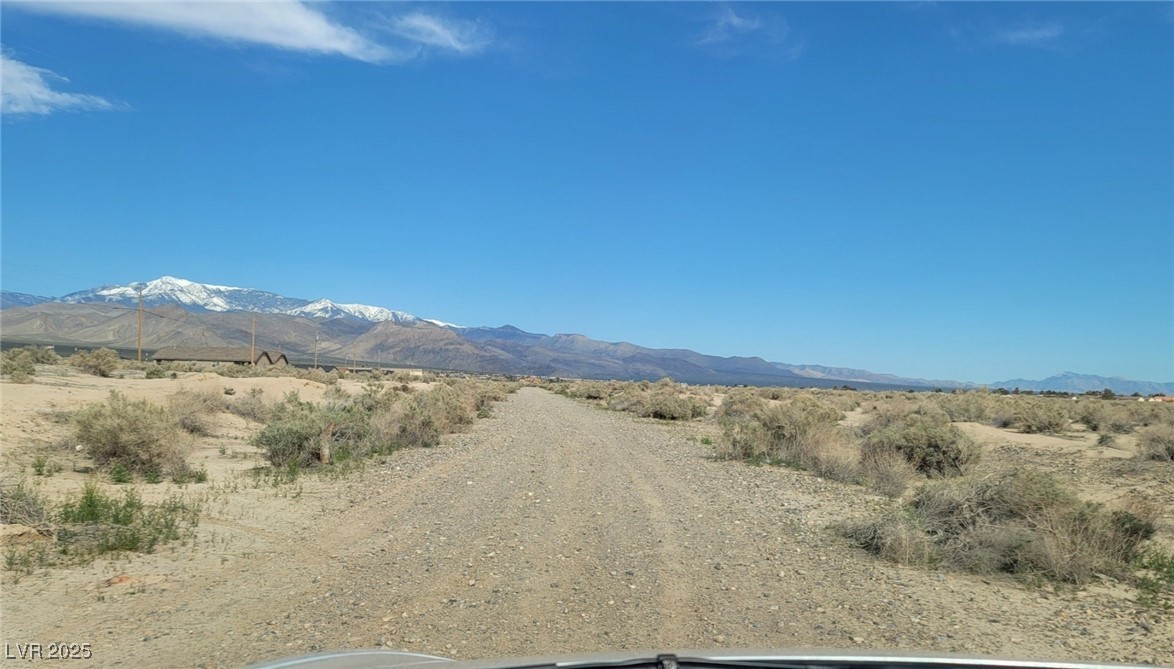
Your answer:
[151,346,288,367]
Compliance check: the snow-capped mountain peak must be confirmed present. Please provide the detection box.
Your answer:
[52,276,425,324]
[288,299,418,323]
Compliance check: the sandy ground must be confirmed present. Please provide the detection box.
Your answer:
[1,379,1171,668]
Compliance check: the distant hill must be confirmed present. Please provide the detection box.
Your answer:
[0,302,912,388]
[988,372,1174,396]
[772,363,972,389]
[5,276,1169,392]
[0,291,51,310]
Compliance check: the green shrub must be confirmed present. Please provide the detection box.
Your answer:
[251,392,349,467]
[55,483,201,558]
[74,391,188,476]
[145,365,167,379]
[861,411,979,477]
[1136,423,1174,461]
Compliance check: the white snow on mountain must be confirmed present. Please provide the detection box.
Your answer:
[288,299,418,323]
[55,276,425,324]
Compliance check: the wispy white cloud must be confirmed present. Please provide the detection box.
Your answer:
[697,6,764,46]
[694,6,803,61]
[1,52,116,115]
[992,21,1065,46]
[7,1,392,63]
[385,13,491,56]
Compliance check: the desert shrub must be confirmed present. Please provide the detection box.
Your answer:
[644,388,707,420]
[251,392,368,467]
[861,410,979,477]
[69,348,121,377]
[166,388,223,436]
[1,348,36,383]
[1136,423,1174,461]
[226,387,268,423]
[714,418,769,463]
[55,483,201,558]
[840,509,938,567]
[388,395,443,449]
[0,478,54,535]
[909,471,1154,582]
[576,382,609,400]
[606,386,648,414]
[859,446,917,497]
[1013,399,1069,434]
[716,390,765,419]
[720,396,845,475]
[144,365,168,379]
[937,392,992,423]
[74,391,189,476]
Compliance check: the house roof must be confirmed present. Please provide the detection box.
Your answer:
[152,346,286,364]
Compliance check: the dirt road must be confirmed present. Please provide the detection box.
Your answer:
[3,388,1170,667]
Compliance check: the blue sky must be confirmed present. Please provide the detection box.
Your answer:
[1,2,1171,383]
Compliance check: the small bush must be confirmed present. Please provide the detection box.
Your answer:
[55,483,201,558]
[227,387,268,423]
[717,391,765,419]
[145,365,167,379]
[1,348,38,382]
[861,411,979,477]
[250,393,352,467]
[846,470,1158,584]
[860,446,917,497]
[840,509,937,567]
[1136,424,1174,461]
[166,389,223,436]
[644,389,706,420]
[0,478,54,535]
[74,391,189,476]
[69,348,121,377]
[1014,400,1069,434]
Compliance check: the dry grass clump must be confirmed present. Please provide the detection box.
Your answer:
[844,470,1158,584]
[859,446,917,497]
[0,477,55,536]
[840,508,937,567]
[166,388,224,436]
[74,391,190,477]
[860,408,980,478]
[226,387,269,422]
[1136,423,1174,461]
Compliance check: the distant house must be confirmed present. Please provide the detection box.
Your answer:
[151,347,288,367]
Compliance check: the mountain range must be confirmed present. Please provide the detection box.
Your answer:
[2,277,1170,394]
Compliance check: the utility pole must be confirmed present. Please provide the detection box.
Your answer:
[250,317,257,367]
[313,333,319,370]
[136,288,144,362]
